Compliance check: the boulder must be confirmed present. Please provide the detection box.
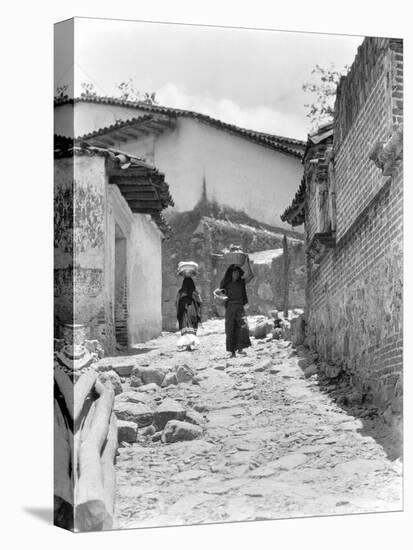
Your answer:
[254,321,271,339]
[193,402,210,413]
[162,372,178,387]
[130,366,143,388]
[298,358,311,369]
[162,420,203,443]
[141,366,168,386]
[152,431,163,442]
[114,402,153,427]
[117,420,137,444]
[176,365,194,384]
[115,391,150,405]
[303,364,318,378]
[153,398,186,430]
[98,370,123,395]
[111,363,134,377]
[324,362,342,379]
[184,409,206,426]
[140,425,156,437]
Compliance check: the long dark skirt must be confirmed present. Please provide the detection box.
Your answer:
[177,297,200,334]
[225,303,251,353]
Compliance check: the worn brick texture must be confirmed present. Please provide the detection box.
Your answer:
[305,38,403,423]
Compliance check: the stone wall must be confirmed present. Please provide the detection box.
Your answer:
[305,37,403,425]
[247,242,306,315]
[162,201,305,330]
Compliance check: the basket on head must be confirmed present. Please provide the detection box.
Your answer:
[224,245,246,267]
[177,261,199,278]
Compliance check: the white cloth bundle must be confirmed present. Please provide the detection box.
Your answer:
[177,333,200,351]
[177,261,199,277]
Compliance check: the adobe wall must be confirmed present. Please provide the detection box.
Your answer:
[54,155,116,352]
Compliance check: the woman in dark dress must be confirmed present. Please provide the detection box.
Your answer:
[219,264,251,358]
[176,277,202,351]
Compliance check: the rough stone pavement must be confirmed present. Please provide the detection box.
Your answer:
[112,318,403,529]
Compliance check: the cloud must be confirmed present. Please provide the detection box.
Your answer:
[156,83,309,140]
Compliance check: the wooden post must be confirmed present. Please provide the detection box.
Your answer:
[54,366,118,532]
[283,235,290,319]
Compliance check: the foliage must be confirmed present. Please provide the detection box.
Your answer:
[116,78,158,105]
[55,85,69,101]
[54,79,158,105]
[80,82,97,98]
[303,63,349,131]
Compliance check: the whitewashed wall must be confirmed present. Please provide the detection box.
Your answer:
[55,102,304,229]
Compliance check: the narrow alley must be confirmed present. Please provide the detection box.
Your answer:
[97,318,403,529]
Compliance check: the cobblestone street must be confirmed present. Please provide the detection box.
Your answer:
[105,318,403,529]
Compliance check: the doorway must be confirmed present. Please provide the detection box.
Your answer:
[114,223,128,348]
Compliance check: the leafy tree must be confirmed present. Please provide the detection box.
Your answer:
[303,63,349,131]
[55,84,69,101]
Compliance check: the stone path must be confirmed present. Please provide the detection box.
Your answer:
[108,319,402,529]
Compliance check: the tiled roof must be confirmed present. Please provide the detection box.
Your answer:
[55,96,306,159]
[280,176,306,226]
[281,122,334,226]
[54,135,174,235]
[79,114,176,146]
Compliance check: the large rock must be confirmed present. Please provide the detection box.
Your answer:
[141,366,168,386]
[324,362,342,379]
[98,370,123,395]
[303,364,318,378]
[176,365,194,384]
[114,402,153,427]
[162,372,178,387]
[184,409,206,426]
[254,320,271,339]
[153,398,186,430]
[117,420,137,444]
[130,366,143,388]
[111,362,134,377]
[115,391,150,405]
[162,420,203,443]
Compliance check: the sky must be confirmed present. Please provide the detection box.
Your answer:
[55,18,364,140]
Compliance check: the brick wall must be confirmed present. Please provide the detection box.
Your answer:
[305,37,403,425]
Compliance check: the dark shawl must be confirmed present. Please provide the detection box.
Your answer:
[219,264,248,306]
[176,277,202,323]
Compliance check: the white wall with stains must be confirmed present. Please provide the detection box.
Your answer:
[55,102,304,229]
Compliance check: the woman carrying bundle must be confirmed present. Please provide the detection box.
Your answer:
[219,264,251,358]
[175,277,202,351]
